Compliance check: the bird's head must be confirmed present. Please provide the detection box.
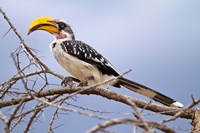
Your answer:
[28,17,75,40]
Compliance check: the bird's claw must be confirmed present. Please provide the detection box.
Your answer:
[61,77,80,88]
[78,80,88,87]
[78,76,94,87]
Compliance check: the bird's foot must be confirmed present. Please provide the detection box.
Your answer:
[78,76,94,87]
[61,76,80,87]
[78,80,88,87]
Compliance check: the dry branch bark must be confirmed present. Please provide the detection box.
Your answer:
[191,109,200,133]
[87,118,175,133]
[0,86,194,119]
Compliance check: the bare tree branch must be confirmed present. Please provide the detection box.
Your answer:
[0,86,194,119]
[0,111,9,133]
[162,98,200,123]
[191,110,200,133]
[126,98,152,132]
[87,118,175,133]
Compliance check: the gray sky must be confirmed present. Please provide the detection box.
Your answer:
[1,1,200,132]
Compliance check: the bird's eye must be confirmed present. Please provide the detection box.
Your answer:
[58,22,66,29]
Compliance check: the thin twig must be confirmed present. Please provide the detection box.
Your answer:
[0,111,9,133]
[2,27,11,38]
[162,98,200,123]
[6,100,25,133]
[0,7,49,70]
[87,118,175,133]
[48,98,66,133]
[126,98,152,132]
[24,109,41,133]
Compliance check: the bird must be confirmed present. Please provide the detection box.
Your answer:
[28,17,183,108]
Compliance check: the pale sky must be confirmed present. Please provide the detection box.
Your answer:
[0,1,200,132]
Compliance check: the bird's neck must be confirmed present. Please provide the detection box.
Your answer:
[54,31,75,41]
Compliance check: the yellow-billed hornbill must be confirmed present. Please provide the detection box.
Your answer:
[28,17,183,107]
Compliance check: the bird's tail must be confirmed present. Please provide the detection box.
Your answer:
[118,77,183,107]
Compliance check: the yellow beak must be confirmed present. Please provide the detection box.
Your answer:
[28,17,60,35]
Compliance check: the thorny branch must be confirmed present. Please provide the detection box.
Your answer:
[0,7,200,133]
[87,118,175,133]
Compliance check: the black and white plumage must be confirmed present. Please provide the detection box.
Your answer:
[51,40,120,87]
[28,17,183,107]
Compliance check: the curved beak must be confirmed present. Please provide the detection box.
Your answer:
[28,17,60,35]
